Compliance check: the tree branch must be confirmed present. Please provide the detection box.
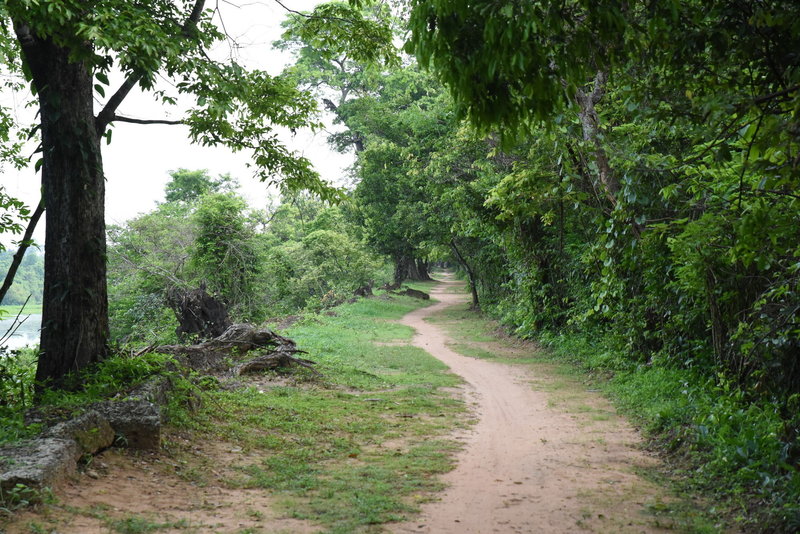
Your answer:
[95,77,139,133]
[753,84,799,105]
[111,115,184,126]
[0,200,44,305]
[94,0,207,134]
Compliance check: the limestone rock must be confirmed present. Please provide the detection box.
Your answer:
[43,410,115,455]
[0,438,80,498]
[93,400,161,450]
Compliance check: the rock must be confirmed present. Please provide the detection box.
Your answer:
[43,410,115,455]
[93,400,161,450]
[0,438,80,499]
[127,375,173,406]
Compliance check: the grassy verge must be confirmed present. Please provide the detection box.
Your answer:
[535,331,800,532]
[178,294,465,533]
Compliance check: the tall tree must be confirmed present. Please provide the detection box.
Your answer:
[274,0,398,153]
[164,168,235,204]
[0,0,334,388]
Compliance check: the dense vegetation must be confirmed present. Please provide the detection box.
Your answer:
[277,1,800,528]
[1,0,798,530]
[106,169,391,345]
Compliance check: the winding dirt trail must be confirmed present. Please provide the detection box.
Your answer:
[392,278,673,534]
[1,277,683,534]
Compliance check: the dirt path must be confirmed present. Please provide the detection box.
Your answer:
[2,278,682,534]
[392,278,674,534]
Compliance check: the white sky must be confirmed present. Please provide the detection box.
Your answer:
[0,0,354,246]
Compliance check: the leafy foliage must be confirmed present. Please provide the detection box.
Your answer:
[325,1,800,524]
[0,249,42,305]
[106,175,390,343]
[0,187,31,253]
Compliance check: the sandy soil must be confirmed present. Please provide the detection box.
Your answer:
[2,435,319,534]
[391,278,675,534]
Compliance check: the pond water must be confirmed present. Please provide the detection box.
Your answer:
[0,313,41,350]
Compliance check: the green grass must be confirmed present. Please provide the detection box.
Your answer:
[186,293,465,533]
[0,304,43,316]
[106,515,191,534]
[446,342,497,360]
[532,330,800,531]
[424,303,495,342]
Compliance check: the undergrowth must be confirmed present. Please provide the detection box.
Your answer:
[0,348,199,447]
[536,330,800,532]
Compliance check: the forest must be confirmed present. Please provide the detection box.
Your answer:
[1,0,799,532]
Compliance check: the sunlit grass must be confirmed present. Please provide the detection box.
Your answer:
[0,304,43,316]
[184,293,465,533]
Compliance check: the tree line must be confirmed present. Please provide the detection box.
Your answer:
[0,250,42,306]
[276,1,799,528]
[106,168,388,345]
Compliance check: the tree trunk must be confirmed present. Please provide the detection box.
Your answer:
[393,255,409,286]
[18,31,109,388]
[413,259,432,281]
[450,240,479,309]
[393,255,431,285]
[575,71,619,206]
[575,71,642,236]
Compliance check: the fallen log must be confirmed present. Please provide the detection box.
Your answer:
[396,288,430,300]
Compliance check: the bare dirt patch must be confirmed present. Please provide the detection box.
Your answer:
[390,278,678,534]
[3,429,320,534]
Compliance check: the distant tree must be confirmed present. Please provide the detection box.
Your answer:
[0,249,43,305]
[345,68,453,284]
[164,168,236,204]
[275,0,398,153]
[190,192,260,317]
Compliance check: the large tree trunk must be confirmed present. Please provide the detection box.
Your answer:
[392,256,406,287]
[17,31,109,388]
[412,259,432,281]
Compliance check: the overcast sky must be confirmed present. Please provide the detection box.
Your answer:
[1,0,353,246]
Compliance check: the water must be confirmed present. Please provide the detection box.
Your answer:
[0,313,41,350]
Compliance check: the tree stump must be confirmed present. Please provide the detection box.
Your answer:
[167,285,231,341]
